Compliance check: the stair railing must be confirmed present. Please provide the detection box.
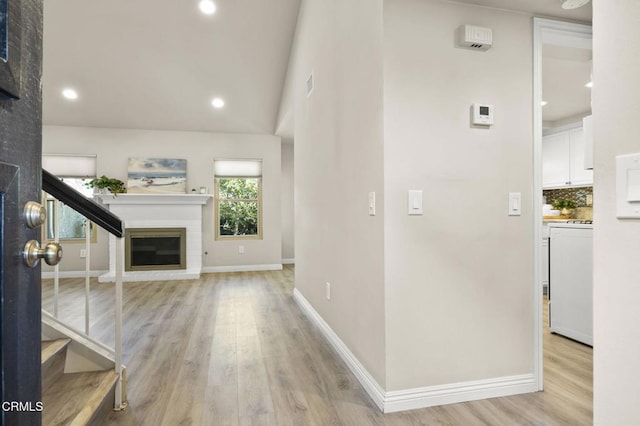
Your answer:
[42,169,126,410]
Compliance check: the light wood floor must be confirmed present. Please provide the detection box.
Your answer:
[42,267,592,425]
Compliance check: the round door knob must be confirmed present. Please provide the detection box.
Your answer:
[23,201,46,229]
[23,240,63,268]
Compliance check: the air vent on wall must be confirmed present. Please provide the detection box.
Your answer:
[458,25,493,51]
[306,72,314,97]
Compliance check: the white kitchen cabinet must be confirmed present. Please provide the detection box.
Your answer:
[542,125,593,188]
[542,237,549,292]
[542,132,571,187]
[583,115,593,170]
[569,127,592,185]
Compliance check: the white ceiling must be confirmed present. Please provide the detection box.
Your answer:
[43,0,301,134]
[542,45,592,123]
[42,0,591,135]
[449,0,591,21]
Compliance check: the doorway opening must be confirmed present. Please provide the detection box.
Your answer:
[533,18,593,390]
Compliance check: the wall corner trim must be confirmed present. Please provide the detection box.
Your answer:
[201,264,283,273]
[293,288,538,413]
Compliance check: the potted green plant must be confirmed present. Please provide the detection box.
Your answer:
[552,199,576,216]
[85,175,127,195]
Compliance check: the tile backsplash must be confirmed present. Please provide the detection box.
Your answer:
[543,186,593,220]
[543,186,593,208]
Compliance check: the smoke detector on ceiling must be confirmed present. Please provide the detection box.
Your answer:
[561,0,590,9]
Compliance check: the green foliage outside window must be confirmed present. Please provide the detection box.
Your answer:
[217,178,260,237]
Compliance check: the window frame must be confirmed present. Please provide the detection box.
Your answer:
[214,176,263,241]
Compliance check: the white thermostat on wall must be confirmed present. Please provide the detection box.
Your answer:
[471,103,494,126]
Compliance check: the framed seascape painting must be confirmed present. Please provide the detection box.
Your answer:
[127,158,187,194]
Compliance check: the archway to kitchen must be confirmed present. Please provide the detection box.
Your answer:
[533,18,593,393]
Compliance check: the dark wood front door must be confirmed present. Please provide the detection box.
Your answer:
[1,0,43,424]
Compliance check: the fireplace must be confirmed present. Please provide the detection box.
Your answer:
[96,194,211,282]
[125,228,186,272]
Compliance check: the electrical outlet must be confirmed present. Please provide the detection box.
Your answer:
[326,282,331,300]
[80,249,87,258]
[239,245,245,254]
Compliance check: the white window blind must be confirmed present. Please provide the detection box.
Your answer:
[42,154,97,177]
[214,159,262,177]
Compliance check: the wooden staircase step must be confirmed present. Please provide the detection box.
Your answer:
[41,339,71,392]
[43,370,118,426]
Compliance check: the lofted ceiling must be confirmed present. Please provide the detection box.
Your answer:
[42,0,591,135]
[43,0,301,134]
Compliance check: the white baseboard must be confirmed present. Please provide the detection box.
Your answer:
[42,270,107,279]
[98,270,202,283]
[292,288,537,413]
[201,264,283,273]
[45,265,286,279]
[292,288,386,410]
[281,258,295,265]
[383,373,537,413]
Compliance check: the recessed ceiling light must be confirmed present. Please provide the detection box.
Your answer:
[199,0,216,15]
[211,97,225,109]
[541,101,548,107]
[62,88,78,100]
[585,81,593,88]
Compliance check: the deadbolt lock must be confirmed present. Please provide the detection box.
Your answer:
[23,201,46,229]
[23,240,63,268]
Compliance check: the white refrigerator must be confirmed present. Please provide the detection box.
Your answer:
[548,223,593,346]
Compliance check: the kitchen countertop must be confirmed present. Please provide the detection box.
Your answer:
[548,222,593,229]
[543,219,593,238]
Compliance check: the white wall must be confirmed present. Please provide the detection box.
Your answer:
[383,0,534,390]
[281,143,295,261]
[592,1,640,424]
[283,0,387,385]
[42,125,282,272]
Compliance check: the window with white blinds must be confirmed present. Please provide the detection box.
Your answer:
[42,154,97,241]
[42,154,97,177]
[214,160,262,239]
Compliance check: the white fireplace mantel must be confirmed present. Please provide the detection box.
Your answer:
[95,193,211,206]
[96,193,212,283]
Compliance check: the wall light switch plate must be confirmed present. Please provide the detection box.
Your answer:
[408,190,423,215]
[508,192,522,216]
[368,192,376,216]
[616,153,640,218]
